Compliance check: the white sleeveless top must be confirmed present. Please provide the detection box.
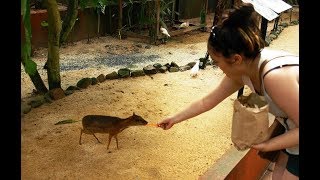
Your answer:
[242,48,299,155]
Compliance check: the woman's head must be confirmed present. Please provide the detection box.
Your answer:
[207,3,265,62]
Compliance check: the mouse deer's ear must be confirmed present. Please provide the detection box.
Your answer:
[133,112,135,115]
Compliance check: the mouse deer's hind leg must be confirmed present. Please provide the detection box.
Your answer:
[115,134,119,150]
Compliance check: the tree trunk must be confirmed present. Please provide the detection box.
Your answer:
[46,0,62,89]
[21,0,48,94]
[21,59,49,94]
[60,0,79,45]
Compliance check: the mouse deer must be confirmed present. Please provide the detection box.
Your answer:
[79,113,148,149]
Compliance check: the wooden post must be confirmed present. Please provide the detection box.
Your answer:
[260,17,268,40]
[206,0,209,14]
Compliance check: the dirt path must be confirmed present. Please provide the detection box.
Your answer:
[21,22,299,179]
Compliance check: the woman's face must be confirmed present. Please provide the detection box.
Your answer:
[208,46,242,79]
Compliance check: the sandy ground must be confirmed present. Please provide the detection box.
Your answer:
[21,13,299,180]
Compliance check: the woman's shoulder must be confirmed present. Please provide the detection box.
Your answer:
[260,48,296,60]
[259,48,298,69]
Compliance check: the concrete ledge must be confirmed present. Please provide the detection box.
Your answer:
[199,147,249,180]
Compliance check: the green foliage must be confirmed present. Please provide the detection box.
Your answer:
[160,0,172,15]
[79,0,97,9]
[118,0,179,34]
[139,1,154,26]
[79,0,116,9]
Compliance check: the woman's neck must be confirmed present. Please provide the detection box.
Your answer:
[244,53,262,93]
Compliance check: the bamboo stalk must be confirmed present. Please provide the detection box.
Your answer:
[118,0,123,31]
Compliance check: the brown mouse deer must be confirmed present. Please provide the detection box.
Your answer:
[79,112,148,149]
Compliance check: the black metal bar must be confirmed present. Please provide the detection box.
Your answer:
[237,87,244,98]
[260,17,268,40]
[199,10,215,69]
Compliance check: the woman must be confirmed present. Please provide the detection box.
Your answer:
[157,3,299,179]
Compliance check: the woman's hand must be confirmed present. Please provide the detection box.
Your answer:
[157,117,176,130]
[251,142,268,152]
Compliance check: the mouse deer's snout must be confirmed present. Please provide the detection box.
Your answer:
[137,118,148,125]
[131,113,148,125]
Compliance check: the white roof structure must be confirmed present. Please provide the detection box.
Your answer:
[242,0,292,21]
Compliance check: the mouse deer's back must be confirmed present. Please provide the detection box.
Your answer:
[82,115,121,132]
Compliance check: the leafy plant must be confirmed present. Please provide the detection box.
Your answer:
[160,0,178,22]
[125,0,134,27]
[122,0,150,31]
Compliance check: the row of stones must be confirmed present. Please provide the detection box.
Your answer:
[265,21,299,46]
[21,61,203,115]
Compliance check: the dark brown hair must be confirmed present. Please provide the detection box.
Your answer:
[208,3,265,59]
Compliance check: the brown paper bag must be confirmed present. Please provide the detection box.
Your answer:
[231,93,269,151]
